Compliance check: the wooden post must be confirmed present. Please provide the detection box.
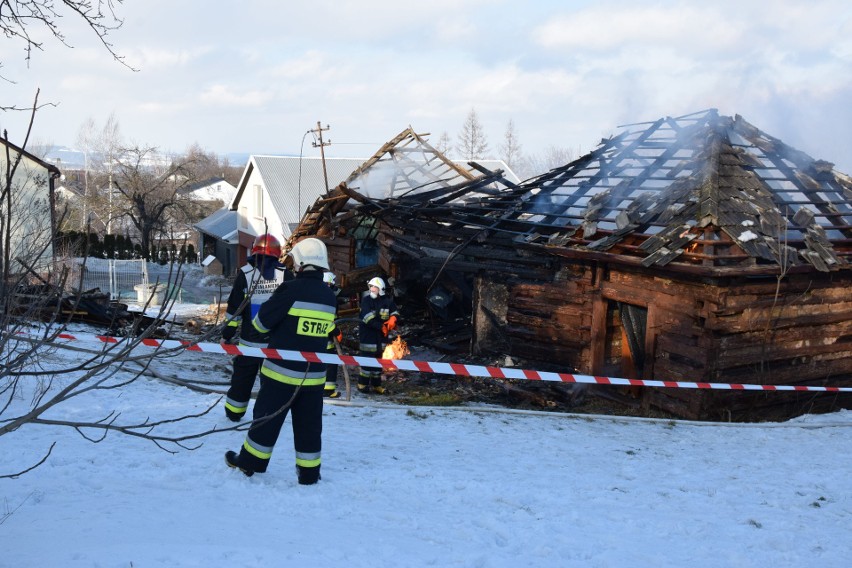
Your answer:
[333,336,351,401]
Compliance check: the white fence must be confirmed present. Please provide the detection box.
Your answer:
[65,258,150,303]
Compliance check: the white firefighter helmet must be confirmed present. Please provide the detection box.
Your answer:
[367,276,386,296]
[323,271,336,285]
[288,238,330,270]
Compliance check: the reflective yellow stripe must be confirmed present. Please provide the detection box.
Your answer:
[289,307,335,319]
[260,366,326,386]
[224,401,247,413]
[252,315,270,334]
[296,456,321,467]
[290,301,336,315]
[226,320,239,328]
[243,440,272,460]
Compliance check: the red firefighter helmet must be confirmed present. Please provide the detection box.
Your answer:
[250,234,282,258]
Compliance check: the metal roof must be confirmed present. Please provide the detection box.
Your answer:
[194,208,238,241]
[251,156,365,231]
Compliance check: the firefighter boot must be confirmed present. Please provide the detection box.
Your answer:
[323,385,340,398]
[297,465,321,485]
[225,451,254,477]
[225,408,244,422]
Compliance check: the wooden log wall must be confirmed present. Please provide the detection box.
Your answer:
[496,263,597,370]
[479,259,852,421]
[698,272,852,420]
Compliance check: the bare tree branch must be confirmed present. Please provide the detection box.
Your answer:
[0,0,136,72]
[0,442,55,479]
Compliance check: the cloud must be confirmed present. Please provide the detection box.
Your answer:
[137,101,187,114]
[534,1,851,61]
[535,4,745,54]
[199,85,274,107]
[129,46,214,69]
[268,50,339,80]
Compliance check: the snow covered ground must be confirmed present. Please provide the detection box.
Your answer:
[1,302,851,567]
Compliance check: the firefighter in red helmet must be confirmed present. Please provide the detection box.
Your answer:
[221,233,292,422]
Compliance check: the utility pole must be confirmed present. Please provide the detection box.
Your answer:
[311,121,331,192]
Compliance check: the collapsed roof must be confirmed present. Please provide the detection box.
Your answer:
[430,109,852,275]
[289,126,518,243]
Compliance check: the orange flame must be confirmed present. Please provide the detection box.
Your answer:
[382,336,410,360]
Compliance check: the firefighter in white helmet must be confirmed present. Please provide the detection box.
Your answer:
[225,237,337,484]
[221,233,292,422]
[357,276,400,394]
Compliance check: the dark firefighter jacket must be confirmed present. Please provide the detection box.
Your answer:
[224,262,291,347]
[359,293,400,352]
[252,269,338,386]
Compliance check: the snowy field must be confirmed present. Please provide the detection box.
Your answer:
[1,303,851,567]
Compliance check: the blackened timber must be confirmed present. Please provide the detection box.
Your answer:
[415,255,552,279]
[383,233,553,268]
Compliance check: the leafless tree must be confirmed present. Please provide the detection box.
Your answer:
[517,144,576,178]
[181,142,242,186]
[456,108,490,160]
[0,4,245,482]
[434,131,453,157]
[75,117,97,225]
[110,145,200,260]
[21,138,53,160]
[499,118,523,172]
[74,113,124,233]
[1,97,235,478]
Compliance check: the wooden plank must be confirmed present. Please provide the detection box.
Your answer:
[655,333,708,367]
[716,319,852,350]
[643,388,704,420]
[718,285,852,313]
[710,351,852,384]
[712,306,852,333]
[714,341,852,370]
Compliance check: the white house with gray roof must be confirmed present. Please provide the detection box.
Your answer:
[232,156,366,244]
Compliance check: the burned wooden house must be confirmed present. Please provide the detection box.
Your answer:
[288,127,518,313]
[310,109,852,421]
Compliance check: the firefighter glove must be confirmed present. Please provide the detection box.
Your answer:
[222,324,237,342]
[385,315,398,332]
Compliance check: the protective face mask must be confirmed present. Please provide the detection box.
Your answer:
[259,257,278,280]
[369,291,378,299]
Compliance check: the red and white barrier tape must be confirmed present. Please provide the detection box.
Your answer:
[20,330,852,393]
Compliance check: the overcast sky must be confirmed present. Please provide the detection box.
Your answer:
[2,0,851,173]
